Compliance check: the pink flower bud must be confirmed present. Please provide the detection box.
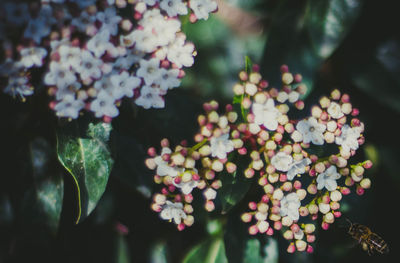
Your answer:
[205,200,215,212]
[363,160,373,169]
[185,194,194,203]
[177,223,185,231]
[248,225,258,235]
[333,211,342,218]
[290,224,300,233]
[244,168,255,178]
[266,227,274,236]
[293,180,302,189]
[351,108,360,116]
[258,176,268,186]
[279,174,288,183]
[211,180,222,189]
[340,187,351,195]
[249,202,257,210]
[356,186,365,195]
[280,64,289,73]
[238,147,247,155]
[295,100,305,110]
[274,221,282,230]
[115,222,129,235]
[306,245,314,254]
[287,243,296,253]
[307,234,316,243]
[341,93,350,103]
[321,222,330,230]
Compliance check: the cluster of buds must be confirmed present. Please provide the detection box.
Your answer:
[146,63,372,253]
[0,0,217,121]
[146,102,245,230]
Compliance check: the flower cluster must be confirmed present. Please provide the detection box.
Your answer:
[146,63,372,253]
[0,0,217,121]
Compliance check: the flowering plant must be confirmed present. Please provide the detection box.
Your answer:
[146,60,372,253]
[0,0,217,121]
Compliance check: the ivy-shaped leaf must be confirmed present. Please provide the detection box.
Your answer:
[183,237,228,263]
[262,0,362,96]
[217,155,252,214]
[57,121,113,224]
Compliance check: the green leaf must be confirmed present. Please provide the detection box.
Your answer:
[261,0,362,96]
[57,121,113,224]
[20,137,64,233]
[183,237,228,263]
[217,155,252,214]
[149,241,169,263]
[243,239,278,263]
[245,56,253,74]
[116,235,130,263]
[306,0,362,59]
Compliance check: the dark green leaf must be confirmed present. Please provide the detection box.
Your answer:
[116,235,130,263]
[217,155,252,214]
[306,0,362,59]
[20,137,64,233]
[183,237,228,263]
[262,0,362,97]
[57,121,113,223]
[149,241,169,263]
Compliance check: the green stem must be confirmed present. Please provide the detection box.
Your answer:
[188,138,208,155]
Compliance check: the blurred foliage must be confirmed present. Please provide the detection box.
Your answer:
[1,0,400,262]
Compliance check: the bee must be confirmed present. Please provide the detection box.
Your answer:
[346,219,389,255]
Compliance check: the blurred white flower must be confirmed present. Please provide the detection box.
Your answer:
[54,95,85,119]
[24,17,51,44]
[296,117,326,145]
[44,62,77,88]
[78,51,103,80]
[96,7,122,36]
[316,166,341,191]
[287,158,311,180]
[280,193,301,221]
[135,85,165,109]
[160,201,187,224]
[189,0,217,20]
[19,47,48,68]
[136,58,162,85]
[90,90,119,118]
[160,0,188,17]
[87,29,114,58]
[109,71,141,99]
[252,98,282,131]
[335,124,361,153]
[210,133,234,159]
[167,36,195,68]
[271,152,293,172]
[58,45,82,71]
[71,11,96,33]
[154,68,181,91]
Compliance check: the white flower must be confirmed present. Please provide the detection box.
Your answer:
[166,35,195,68]
[296,117,326,145]
[210,133,234,159]
[287,158,311,181]
[44,62,77,88]
[153,68,181,91]
[203,188,217,200]
[135,85,165,109]
[3,75,33,98]
[19,47,48,68]
[288,91,300,103]
[252,98,282,131]
[316,166,341,191]
[327,102,344,119]
[24,17,51,44]
[160,0,188,17]
[58,45,82,71]
[173,180,198,195]
[113,50,144,70]
[71,11,96,33]
[143,0,158,6]
[56,83,81,100]
[54,95,84,119]
[109,71,141,99]
[154,148,184,177]
[189,0,218,20]
[280,193,301,221]
[294,229,304,240]
[271,152,293,172]
[160,201,187,224]
[87,30,114,58]
[90,90,119,118]
[0,59,22,77]
[78,51,103,80]
[136,58,162,85]
[335,124,361,153]
[96,7,122,36]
